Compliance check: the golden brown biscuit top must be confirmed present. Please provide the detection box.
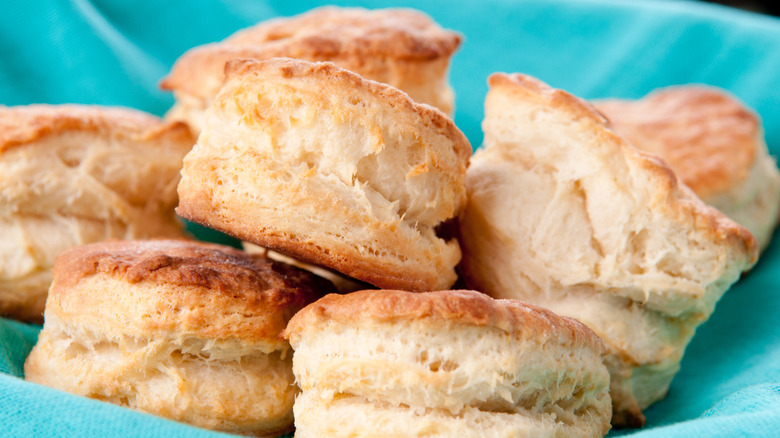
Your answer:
[50,240,335,342]
[486,73,759,265]
[225,7,460,59]
[223,57,471,162]
[161,7,461,97]
[284,289,605,352]
[488,73,608,125]
[594,86,759,198]
[54,239,332,302]
[0,104,194,153]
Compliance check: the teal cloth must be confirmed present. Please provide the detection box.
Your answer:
[2,0,780,436]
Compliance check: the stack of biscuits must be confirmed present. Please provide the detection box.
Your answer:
[6,5,776,438]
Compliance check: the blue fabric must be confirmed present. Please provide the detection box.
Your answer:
[2,0,780,436]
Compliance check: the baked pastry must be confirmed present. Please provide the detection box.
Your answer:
[595,86,780,250]
[161,6,461,133]
[459,73,758,427]
[0,105,194,322]
[284,289,612,438]
[176,58,471,291]
[24,239,334,436]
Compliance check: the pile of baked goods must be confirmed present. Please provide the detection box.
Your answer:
[2,5,777,437]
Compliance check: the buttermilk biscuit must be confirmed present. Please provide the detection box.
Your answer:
[24,239,334,437]
[161,6,461,132]
[0,105,194,322]
[459,74,758,427]
[595,86,780,250]
[284,289,612,438]
[176,58,471,291]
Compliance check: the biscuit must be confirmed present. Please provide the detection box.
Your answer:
[176,58,471,291]
[459,74,758,426]
[161,6,461,132]
[24,239,334,436]
[595,86,780,250]
[284,289,612,438]
[0,105,194,322]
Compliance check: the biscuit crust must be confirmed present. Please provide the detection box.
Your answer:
[285,289,603,349]
[0,105,192,152]
[594,87,757,198]
[595,87,780,249]
[49,239,334,345]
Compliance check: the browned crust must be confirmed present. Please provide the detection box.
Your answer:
[161,7,461,95]
[0,105,194,153]
[175,197,442,292]
[283,289,605,352]
[224,57,471,161]
[487,73,759,265]
[226,7,461,59]
[50,239,336,340]
[488,73,608,125]
[593,86,759,198]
